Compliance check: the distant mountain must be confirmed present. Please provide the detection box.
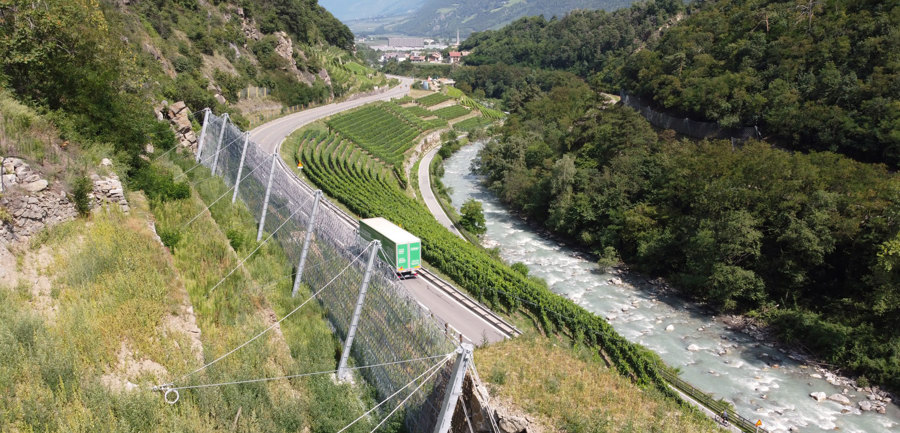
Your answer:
[383,0,636,37]
[319,0,425,21]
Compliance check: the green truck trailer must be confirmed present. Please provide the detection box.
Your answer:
[358,217,422,277]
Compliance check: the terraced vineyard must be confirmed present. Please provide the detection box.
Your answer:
[416,92,452,107]
[431,105,471,120]
[453,116,494,132]
[284,121,677,403]
[403,105,435,118]
[298,130,401,209]
[326,102,426,168]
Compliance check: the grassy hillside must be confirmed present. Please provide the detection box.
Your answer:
[0,64,385,432]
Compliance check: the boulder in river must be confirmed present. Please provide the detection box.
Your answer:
[665,324,675,331]
[828,393,851,405]
[687,344,700,352]
[859,400,873,411]
[810,392,827,402]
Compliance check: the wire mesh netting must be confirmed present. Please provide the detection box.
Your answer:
[196,112,458,431]
[621,92,761,141]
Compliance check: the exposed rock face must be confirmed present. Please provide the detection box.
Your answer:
[239,9,262,44]
[497,415,528,433]
[157,101,199,154]
[1,157,77,245]
[451,372,540,433]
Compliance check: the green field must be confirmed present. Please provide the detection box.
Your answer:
[453,115,494,132]
[416,93,452,107]
[431,105,471,120]
[403,105,435,118]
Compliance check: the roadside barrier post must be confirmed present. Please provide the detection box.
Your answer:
[195,108,211,163]
[256,153,277,241]
[211,113,230,175]
[337,240,380,381]
[292,190,323,297]
[231,133,250,204]
[433,343,473,433]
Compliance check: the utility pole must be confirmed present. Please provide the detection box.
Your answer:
[337,240,380,381]
[292,190,323,297]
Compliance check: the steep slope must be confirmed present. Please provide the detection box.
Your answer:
[386,0,637,38]
[0,0,383,174]
[459,0,684,79]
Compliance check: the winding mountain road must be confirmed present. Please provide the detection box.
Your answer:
[247,76,516,345]
[418,146,463,239]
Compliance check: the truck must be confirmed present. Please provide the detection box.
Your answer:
[358,217,421,278]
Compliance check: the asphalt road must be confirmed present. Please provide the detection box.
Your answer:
[418,146,464,239]
[248,77,509,346]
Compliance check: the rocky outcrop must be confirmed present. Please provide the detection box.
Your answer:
[452,372,541,433]
[91,171,130,213]
[237,7,262,44]
[157,101,199,153]
[1,157,77,245]
[1,157,131,245]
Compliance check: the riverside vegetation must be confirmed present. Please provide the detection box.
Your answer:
[470,58,900,393]
[388,0,900,393]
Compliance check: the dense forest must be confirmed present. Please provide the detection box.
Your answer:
[459,0,684,82]
[476,80,900,390]
[461,0,900,167]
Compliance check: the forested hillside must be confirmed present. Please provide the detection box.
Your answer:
[459,0,684,80]
[462,0,900,166]
[475,79,900,391]
[387,0,635,38]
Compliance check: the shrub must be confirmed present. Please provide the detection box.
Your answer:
[129,164,190,203]
[226,227,246,251]
[157,227,181,250]
[71,175,92,217]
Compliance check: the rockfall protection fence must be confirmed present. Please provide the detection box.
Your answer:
[195,111,459,431]
[621,92,761,141]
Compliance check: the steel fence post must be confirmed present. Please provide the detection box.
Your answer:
[231,133,250,204]
[337,240,380,381]
[211,113,229,174]
[195,108,211,163]
[292,190,323,297]
[433,343,473,433]
[256,153,277,242]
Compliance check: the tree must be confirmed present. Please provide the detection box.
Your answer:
[459,198,487,235]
